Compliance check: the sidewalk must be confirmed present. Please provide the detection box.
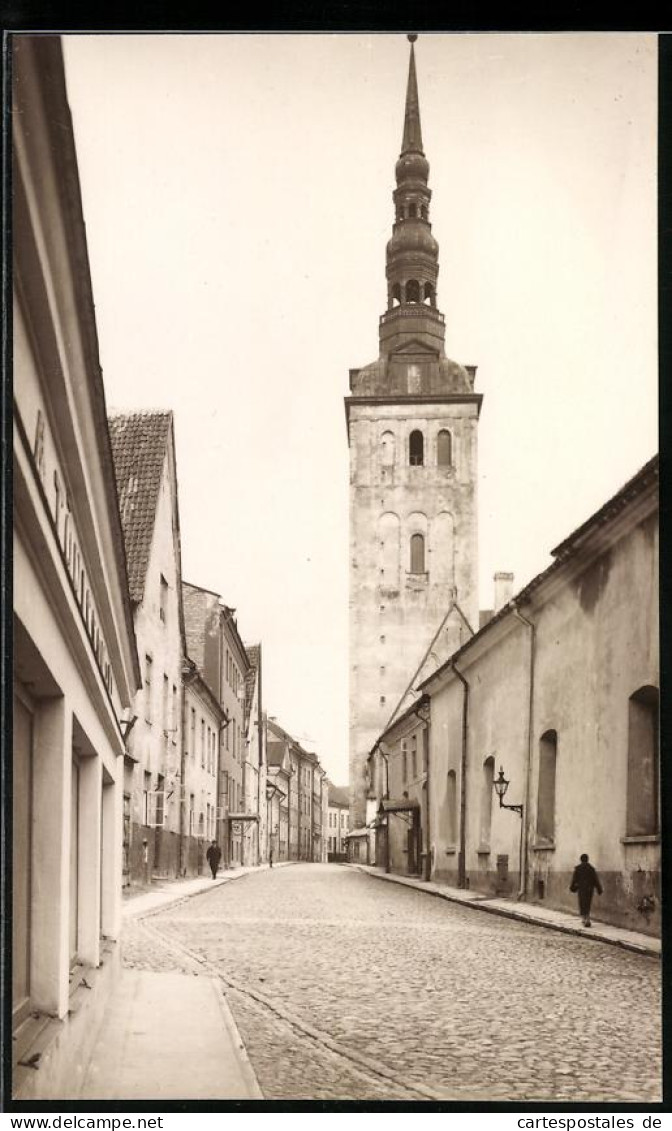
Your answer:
[354,865,660,957]
[123,860,290,920]
[79,864,283,1100]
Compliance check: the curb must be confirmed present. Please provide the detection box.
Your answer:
[124,861,297,921]
[210,977,265,1100]
[355,866,660,958]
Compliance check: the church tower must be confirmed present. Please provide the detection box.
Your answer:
[347,37,482,829]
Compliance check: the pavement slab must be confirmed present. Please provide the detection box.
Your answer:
[79,969,262,1100]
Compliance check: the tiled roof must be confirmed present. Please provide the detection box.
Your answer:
[244,644,261,719]
[417,452,659,698]
[267,741,288,768]
[108,411,172,604]
[327,781,349,808]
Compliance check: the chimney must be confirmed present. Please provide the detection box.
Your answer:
[493,572,514,613]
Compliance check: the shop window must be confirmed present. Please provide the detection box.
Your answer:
[13,689,33,1025]
[626,686,659,836]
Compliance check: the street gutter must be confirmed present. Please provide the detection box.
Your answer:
[353,865,660,958]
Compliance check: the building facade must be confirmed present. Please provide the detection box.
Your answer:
[242,644,265,865]
[373,458,660,935]
[108,411,185,885]
[327,783,350,860]
[267,719,328,862]
[182,657,223,876]
[182,582,252,866]
[266,733,291,862]
[12,36,140,1098]
[347,38,481,831]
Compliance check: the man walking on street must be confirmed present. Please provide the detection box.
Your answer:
[206,839,221,880]
[570,853,603,927]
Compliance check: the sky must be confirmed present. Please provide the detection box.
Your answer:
[62,33,658,785]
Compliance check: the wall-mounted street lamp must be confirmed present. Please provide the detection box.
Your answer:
[493,766,523,817]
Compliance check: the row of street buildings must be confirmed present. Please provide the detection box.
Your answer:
[346,38,660,939]
[11,37,332,1099]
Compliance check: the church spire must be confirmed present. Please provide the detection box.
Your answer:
[382,35,443,352]
[401,35,423,155]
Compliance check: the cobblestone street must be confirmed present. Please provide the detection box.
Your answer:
[123,864,662,1103]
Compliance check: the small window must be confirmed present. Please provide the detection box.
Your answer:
[409,430,424,466]
[410,533,425,574]
[424,282,435,306]
[144,656,153,724]
[159,575,168,622]
[437,429,452,467]
[420,204,428,220]
[392,282,402,306]
[402,746,408,783]
[408,203,417,219]
[411,735,417,779]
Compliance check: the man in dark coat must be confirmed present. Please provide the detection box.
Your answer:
[206,840,221,880]
[570,853,603,927]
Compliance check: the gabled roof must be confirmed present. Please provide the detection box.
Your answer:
[108,411,172,604]
[417,453,659,696]
[327,781,349,808]
[244,644,261,720]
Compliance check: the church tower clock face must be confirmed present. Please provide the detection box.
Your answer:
[346,37,482,830]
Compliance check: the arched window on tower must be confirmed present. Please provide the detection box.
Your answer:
[410,533,425,574]
[392,283,402,307]
[424,282,435,306]
[420,204,428,220]
[409,429,424,466]
[437,429,452,467]
[408,202,417,218]
[381,431,396,467]
[405,279,420,304]
[626,685,659,837]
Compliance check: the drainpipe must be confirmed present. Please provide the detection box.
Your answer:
[256,685,263,865]
[178,674,188,876]
[452,663,469,889]
[375,743,391,872]
[424,720,431,882]
[513,602,536,900]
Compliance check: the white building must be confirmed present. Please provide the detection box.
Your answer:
[12,36,140,1098]
[108,410,185,884]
